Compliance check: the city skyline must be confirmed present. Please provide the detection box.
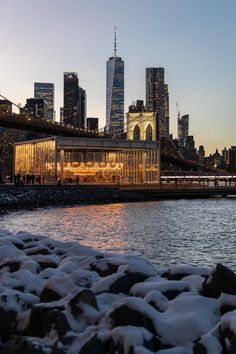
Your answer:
[0,0,236,154]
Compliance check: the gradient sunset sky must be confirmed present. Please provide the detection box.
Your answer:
[1,0,235,154]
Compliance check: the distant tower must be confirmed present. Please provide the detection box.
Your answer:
[146,67,169,136]
[34,82,54,121]
[106,27,124,135]
[63,72,79,126]
[178,114,189,148]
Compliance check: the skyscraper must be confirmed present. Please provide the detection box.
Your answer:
[78,86,86,128]
[145,67,169,136]
[106,28,124,135]
[63,72,79,126]
[178,114,189,148]
[34,82,54,121]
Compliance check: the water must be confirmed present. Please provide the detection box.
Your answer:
[1,199,236,269]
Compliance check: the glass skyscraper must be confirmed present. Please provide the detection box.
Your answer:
[146,67,169,137]
[34,82,54,121]
[106,29,124,135]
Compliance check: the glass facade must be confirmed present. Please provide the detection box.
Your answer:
[15,140,56,183]
[34,83,55,121]
[14,138,160,184]
[106,56,124,135]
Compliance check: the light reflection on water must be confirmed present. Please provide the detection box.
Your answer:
[0,199,236,269]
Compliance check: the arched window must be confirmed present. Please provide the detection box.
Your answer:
[133,125,140,141]
[146,124,153,141]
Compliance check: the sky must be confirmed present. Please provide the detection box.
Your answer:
[0,0,235,154]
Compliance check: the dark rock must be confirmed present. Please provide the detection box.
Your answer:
[0,307,17,340]
[69,289,98,316]
[110,304,156,334]
[220,327,236,354]
[27,304,65,337]
[202,263,236,298]
[162,289,188,300]
[1,336,53,354]
[79,334,108,354]
[0,260,21,273]
[161,271,189,280]
[220,304,236,315]
[38,261,58,271]
[193,342,207,354]
[41,310,71,337]
[106,272,148,295]
[91,260,119,277]
[26,247,51,256]
[40,287,62,303]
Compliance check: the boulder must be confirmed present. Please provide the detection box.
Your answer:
[193,343,208,354]
[110,304,156,334]
[1,336,53,354]
[38,261,58,271]
[91,260,119,277]
[79,334,108,354]
[0,260,21,273]
[40,287,62,303]
[69,289,98,316]
[0,307,17,340]
[202,264,236,298]
[220,326,236,354]
[41,310,71,337]
[112,271,148,294]
[27,304,65,337]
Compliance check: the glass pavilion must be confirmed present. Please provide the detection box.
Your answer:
[14,137,160,184]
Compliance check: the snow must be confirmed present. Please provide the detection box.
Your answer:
[0,228,235,354]
[130,280,190,297]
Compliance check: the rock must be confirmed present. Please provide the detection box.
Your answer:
[69,289,98,316]
[40,287,62,303]
[26,246,51,256]
[0,260,21,273]
[27,304,65,337]
[110,304,156,334]
[79,334,108,354]
[220,326,236,354]
[41,310,71,337]
[91,260,119,277]
[193,343,208,354]
[38,261,58,271]
[202,263,236,298]
[113,272,147,294]
[1,336,53,354]
[220,304,236,315]
[0,307,17,340]
[162,289,187,300]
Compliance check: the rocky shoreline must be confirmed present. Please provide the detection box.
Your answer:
[0,186,144,215]
[0,230,236,353]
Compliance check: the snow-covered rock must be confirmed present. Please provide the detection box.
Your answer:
[0,228,235,353]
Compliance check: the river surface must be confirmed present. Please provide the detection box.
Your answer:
[0,199,236,269]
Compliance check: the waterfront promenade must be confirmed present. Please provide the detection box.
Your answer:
[0,183,235,215]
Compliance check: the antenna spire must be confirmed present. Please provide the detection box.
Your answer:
[114,26,117,57]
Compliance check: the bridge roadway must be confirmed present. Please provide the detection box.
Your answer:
[0,113,108,138]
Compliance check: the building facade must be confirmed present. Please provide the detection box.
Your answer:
[146,67,169,136]
[87,117,99,131]
[63,72,79,126]
[229,146,236,172]
[22,98,48,119]
[34,82,54,121]
[178,114,189,148]
[78,86,86,128]
[14,137,160,184]
[106,29,124,135]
